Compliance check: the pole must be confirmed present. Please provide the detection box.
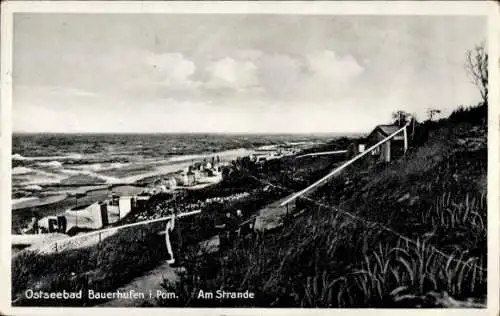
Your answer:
[403,125,408,153]
[412,115,416,141]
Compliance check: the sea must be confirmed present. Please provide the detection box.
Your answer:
[12,133,332,208]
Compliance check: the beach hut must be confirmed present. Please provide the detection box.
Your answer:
[167,177,177,189]
[177,171,195,186]
[366,124,406,162]
[119,196,133,219]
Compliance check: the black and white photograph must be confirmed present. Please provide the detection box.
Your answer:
[1,1,498,313]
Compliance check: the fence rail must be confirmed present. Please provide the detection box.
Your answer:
[295,150,347,158]
[280,123,410,207]
[17,209,202,255]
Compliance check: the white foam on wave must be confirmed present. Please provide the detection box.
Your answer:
[59,168,122,184]
[12,153,27,160]
[12,153,85,161]
[12,166,35,175]
[68,162,131,173]
[12,197,40,205]
[110,162,129,169]
[37,161,63,168]
[25,184,43,191]
[13,167,68,186]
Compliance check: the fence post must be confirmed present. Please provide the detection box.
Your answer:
[55,242,57,252]
[403,125,408,153]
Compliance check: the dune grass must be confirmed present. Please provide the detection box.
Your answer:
[12,112,487,308]
[159,120,487,308]
[159,190,486,307]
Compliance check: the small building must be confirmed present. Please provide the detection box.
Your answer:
[203,168,215,177]
[167,177,177,189]
[366,125,407,162]
[118,196,133,219]
[135,194,150,210]
[184,172,196,186]
[176,171,196,186]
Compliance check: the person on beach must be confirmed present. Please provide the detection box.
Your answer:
[165,209,183,267]
[215,212,237,250]
[165,215,176,265]
[235,209,244,238]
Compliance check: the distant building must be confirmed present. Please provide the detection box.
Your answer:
[176,171,196,186]
[167,177,177,189]
[366,125,406,162]
[184,172,196,186]
[135,194,150,209]
[203,168,214,177]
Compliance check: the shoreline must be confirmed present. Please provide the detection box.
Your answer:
[11,148,253,231]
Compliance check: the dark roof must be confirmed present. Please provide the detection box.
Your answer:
[371,124,400,137]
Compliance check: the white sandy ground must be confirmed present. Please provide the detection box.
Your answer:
[11,177,219,256]
[12,194,69,210]
[11,233,68,247]
[13,229,120,255]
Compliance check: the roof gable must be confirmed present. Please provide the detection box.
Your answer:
[377,125,400,136]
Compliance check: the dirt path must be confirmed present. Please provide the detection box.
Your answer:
[253,195,294,232]
[98,235,220,307]
[97,188,291,308]
[97,261,181,307]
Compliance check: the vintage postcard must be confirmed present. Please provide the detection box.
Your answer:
[0,1,498,315]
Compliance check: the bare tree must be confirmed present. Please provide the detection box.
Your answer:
[465,43,488,105]
[392,110,411,126]
[427,108,441,121]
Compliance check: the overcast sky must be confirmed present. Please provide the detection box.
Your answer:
[13,14,486,134]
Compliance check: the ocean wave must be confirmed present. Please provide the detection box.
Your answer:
[12,153,27,161]
[110,162,129,169]
[25,184,43,191]
[59,168,122,184]
[12,153,85,161]
[67,162,131,172]
[37,161,63,168]
[12,167,68,186]
[12,166,35,175]
[12,197,40,205]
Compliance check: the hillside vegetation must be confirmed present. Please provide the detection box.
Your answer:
[11,105,487,308]
[160,104,487,308]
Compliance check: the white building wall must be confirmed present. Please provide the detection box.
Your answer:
[119,197,132,219]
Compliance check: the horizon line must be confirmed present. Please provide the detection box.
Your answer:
[12,131,369,136]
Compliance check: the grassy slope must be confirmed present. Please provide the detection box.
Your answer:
[11,106,487,308]
[11,175,287,306]
[160,114,487,307]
